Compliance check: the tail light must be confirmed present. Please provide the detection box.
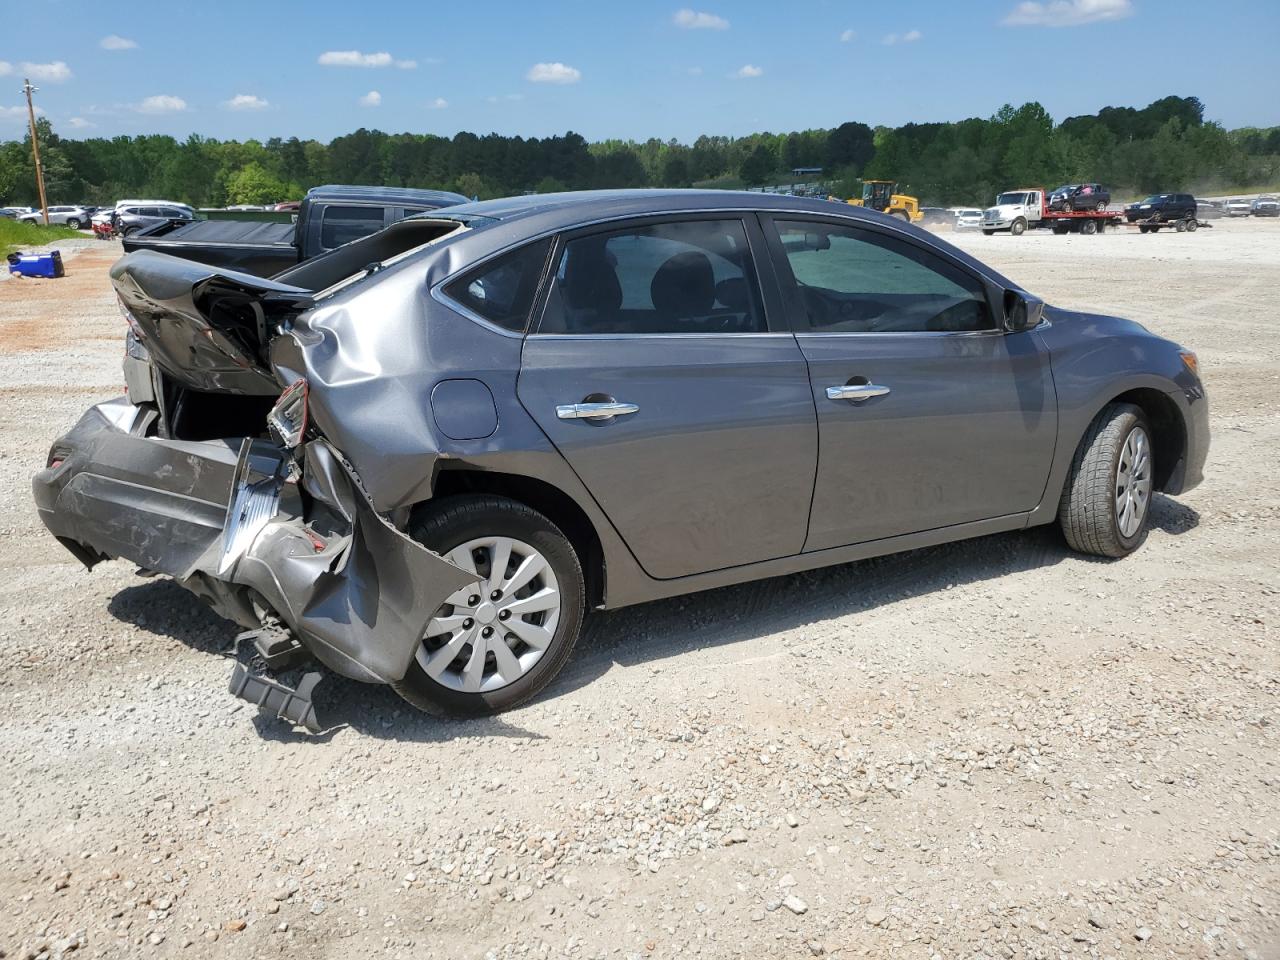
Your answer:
[267,379,309,449]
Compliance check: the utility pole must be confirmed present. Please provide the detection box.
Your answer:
[22,78,50,225]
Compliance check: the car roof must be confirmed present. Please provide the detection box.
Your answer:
[409,189,1018,292]
[427,188,899,230]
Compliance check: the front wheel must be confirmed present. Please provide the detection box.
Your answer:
[1010,218,1027,236]
[1058,403,1153,558]
[65,217,81,230]
[393,495,585,717]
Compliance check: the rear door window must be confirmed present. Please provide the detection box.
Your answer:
[319,205,387,249]
[538,219,765,335]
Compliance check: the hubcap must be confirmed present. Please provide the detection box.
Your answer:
[415,536,560,693]
[1115,426,1152,538]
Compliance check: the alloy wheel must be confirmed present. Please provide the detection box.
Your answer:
[1115,426,1152,538]
[415,536,561,693]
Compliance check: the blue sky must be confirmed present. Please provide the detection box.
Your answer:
[2,0,1277,142]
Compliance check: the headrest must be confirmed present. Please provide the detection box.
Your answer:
[650,251,715,319]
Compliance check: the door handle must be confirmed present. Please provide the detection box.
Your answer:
[826,383,890,402]
[556,401,640,420]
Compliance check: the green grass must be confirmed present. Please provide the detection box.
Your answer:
[0,219,85,256]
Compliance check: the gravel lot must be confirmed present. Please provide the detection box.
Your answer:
[1,222,1277,960]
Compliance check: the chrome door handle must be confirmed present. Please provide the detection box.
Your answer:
[826,383,890,402]
[556,401,640,420]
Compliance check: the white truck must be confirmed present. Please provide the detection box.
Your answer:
[981,187,1120,236]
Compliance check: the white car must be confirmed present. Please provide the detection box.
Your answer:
[17,205,91,229]
[953,208,984,230]
[1224,198,1251,217]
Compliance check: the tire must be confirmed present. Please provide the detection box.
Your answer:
[1138,225,1150,234]
[1186,219,1198,232]
[1010,218,1027,236]
[1052,224,1068,235]
[1080,219,1097,235]
[393,495,585,717]
[898,210,911,222]
[1095,201,1107,212]
[982,229,996,237]
[123,226,141,238]
[65,218,81,229]
[1175,220,1187,233]
[1058,403,1153,559]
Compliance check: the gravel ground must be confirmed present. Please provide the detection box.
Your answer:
[0,223,1277,960]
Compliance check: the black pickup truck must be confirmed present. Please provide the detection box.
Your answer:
[121,184,468,277]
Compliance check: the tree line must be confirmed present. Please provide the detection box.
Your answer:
[1,95,1276,209]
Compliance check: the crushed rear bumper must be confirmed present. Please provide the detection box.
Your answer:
[33,398,473,684]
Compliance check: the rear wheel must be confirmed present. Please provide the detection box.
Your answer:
[65,217,81,229]
[1058,403,1153,558]
[123,226,141,238]
[393,495,585,717]
[1186,219,1199,232]
[1095,201,1107,212]
[1010,218,1027,236]
[1080,219,1098,235]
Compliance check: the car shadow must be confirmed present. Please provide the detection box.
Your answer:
[107,580,546,746]
[545,499,1199,701]
[107,500,1199,740]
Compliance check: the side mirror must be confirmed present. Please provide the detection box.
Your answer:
[1002,289,1045,333]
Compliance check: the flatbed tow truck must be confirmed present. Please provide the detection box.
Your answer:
[982,187,1122,236]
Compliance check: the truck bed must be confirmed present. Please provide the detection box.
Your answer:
[122,219,299,277]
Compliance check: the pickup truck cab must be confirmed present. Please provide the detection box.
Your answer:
[122,184,467,277]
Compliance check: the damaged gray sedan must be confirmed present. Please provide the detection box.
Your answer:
[34,190,1209,721]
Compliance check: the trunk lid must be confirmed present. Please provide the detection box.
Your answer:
[111,250,313,395]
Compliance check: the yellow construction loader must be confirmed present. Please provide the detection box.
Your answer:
[847,180,922,223]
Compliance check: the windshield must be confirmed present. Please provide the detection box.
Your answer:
[1140,195,1165,204]
[1050,185,1071,195]
[996,192,1029,205]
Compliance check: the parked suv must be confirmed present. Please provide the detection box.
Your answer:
[1124,193,1197,223]
[1251,196,1279,217]
[1048,183,1110,212]
[1224,198,1252,217]
[113,204,196,237]
[17,205,90,229]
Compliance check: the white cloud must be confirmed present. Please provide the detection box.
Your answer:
[0,61,11,77]
[223,93,269,111]
[21,61,73,82]
[100,35,138,50]
[427,97,448,109]
[359,90,382,107]
[673,8,729,30]
[0,105,35,120]
[882,30,922,45]
[733,64,763,78]
[527,62,581,84]
[134,94,187,114]
[67,116,93,128]
[318,50,416,68]
[839,29,856,42]
[687,66,704,75]
[1004,0,1133,26]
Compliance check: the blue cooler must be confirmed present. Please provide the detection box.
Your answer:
[6,250,65,278]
